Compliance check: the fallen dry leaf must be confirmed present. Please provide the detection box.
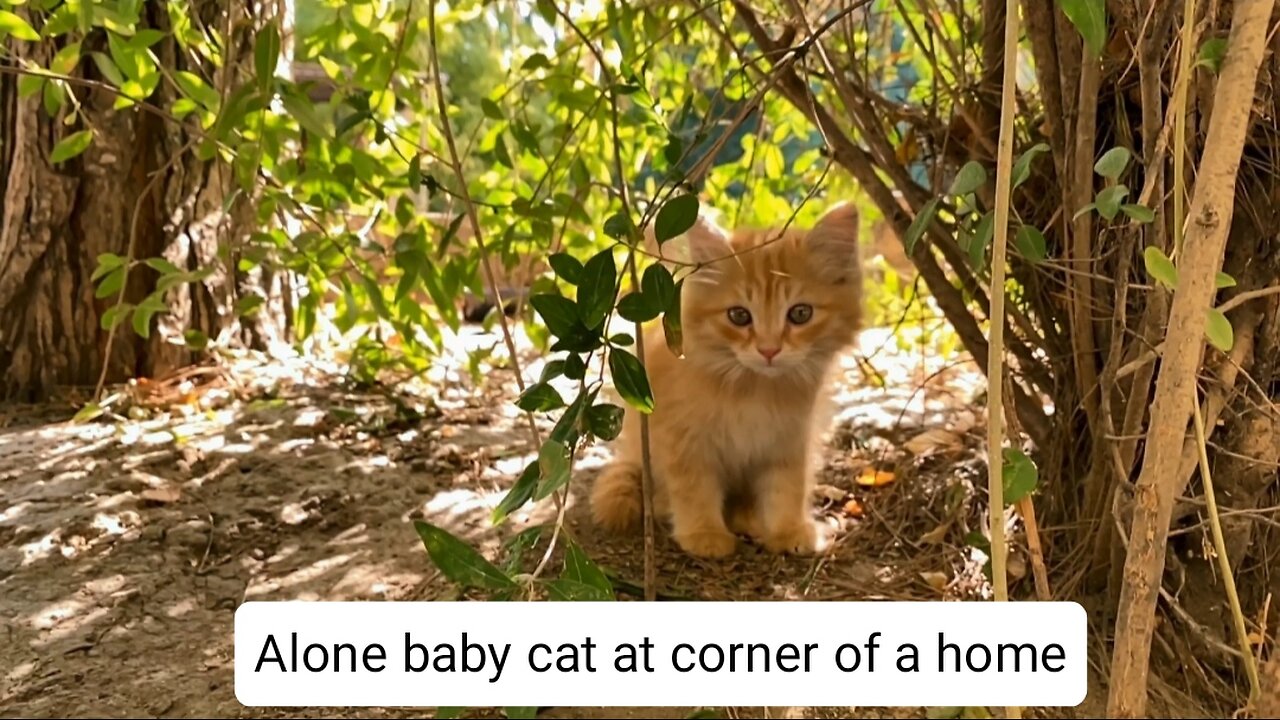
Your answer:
[903,428,962,457]
[140,487,182,504]
[950,410,978,434]
[920,570,949,593]
[813,484,847,502]
[842,498,864,517]
[856,467,896,487]
[919,521,951,544]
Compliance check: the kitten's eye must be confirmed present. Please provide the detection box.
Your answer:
[787,303,814,325]
[727,306,753,327]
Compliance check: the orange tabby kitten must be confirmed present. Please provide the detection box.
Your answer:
[590,203,863,558]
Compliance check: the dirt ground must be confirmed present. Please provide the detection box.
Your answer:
[0,324,1111,719]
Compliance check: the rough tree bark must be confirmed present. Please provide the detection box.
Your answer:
[1107,0,1276,715]
[0,1,290,401]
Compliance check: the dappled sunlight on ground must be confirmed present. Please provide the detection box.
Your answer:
[0,322,998,718]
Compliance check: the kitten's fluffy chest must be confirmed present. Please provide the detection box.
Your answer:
[654,353,830,473]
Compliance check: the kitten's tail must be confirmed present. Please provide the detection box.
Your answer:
[590,461,643,532]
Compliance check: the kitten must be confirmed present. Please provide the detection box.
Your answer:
[590,203,864,558]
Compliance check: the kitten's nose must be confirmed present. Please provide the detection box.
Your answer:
[757,346,781,362]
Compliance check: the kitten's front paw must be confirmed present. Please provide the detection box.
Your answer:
[762,520,831,556]
[674,528,737,559]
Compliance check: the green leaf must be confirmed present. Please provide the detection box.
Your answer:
[143,257,181,275]
[183,329,208,350]
[549,387,591,446]
[406,153,423,191]
[515,382,565,412]
[964,530,991,551]
[100,302,131,331]
[90,52,125,87]
[609,348,654,414]
[255,24,280,92]
[1015,225,1047,263]
[539,360,566,384]
[492,462,539,524]
[1216,271,1237,289]
[558,540,614,600]
[521,53,550,70]
[546,578,608,601]
[549,252,583,285]
[18,74,43,98]
[609,333,634,346]
[131,300,162,339]
[1072,203,1097,221]
[603,212,632,241]
[95,266,125,299]
[501,525,545,575]
[1002,448,1039,504]
[1143,246,1178,289]
[92,252,125,281]
[969,211,994,268]
[904,199,938,254]
[642,263,676,311]
[663,135,684,166]
[563,353,586,380]
[1059,0,1107,57]
[0,9,39,41]
[1205,308,1234,352]
[1095,184,1129,221]
[50,130,93,164]
[174,70,219,111]
[480,98,503,120]
[1121,204,1155,223]
[436,708,466,720]
[949,161,987,196]
[585,403,624,441]
[577,248,617,330]
[531,293,580,339]
[509,122,540,153]
[503,708,538,720]
[436,213,466,259]
[535,0,557,22]
[51,41,82,76]
[1197,37,1227,73]
[73,402,105,424]
[413,520,515,590]
[1011,143,1050,188]
[654,194,699,244]
[1094,147,1131,179]
[535,439,571,500]
[282,90,331,138]
[236,295,264,317]
[43,79,65,116]
[617,292,659,322]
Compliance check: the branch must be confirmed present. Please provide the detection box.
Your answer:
[1108,0,1276,715]
[425,3,542,438]
[552,2,659,601]
[728,0,1052,447]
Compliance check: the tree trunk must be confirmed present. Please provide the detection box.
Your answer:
[1106,0,1276,714]
[0,1,290,401]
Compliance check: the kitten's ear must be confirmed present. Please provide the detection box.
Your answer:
[643,211,732,266]
[806,202,861,284]
[684,214,733,264]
